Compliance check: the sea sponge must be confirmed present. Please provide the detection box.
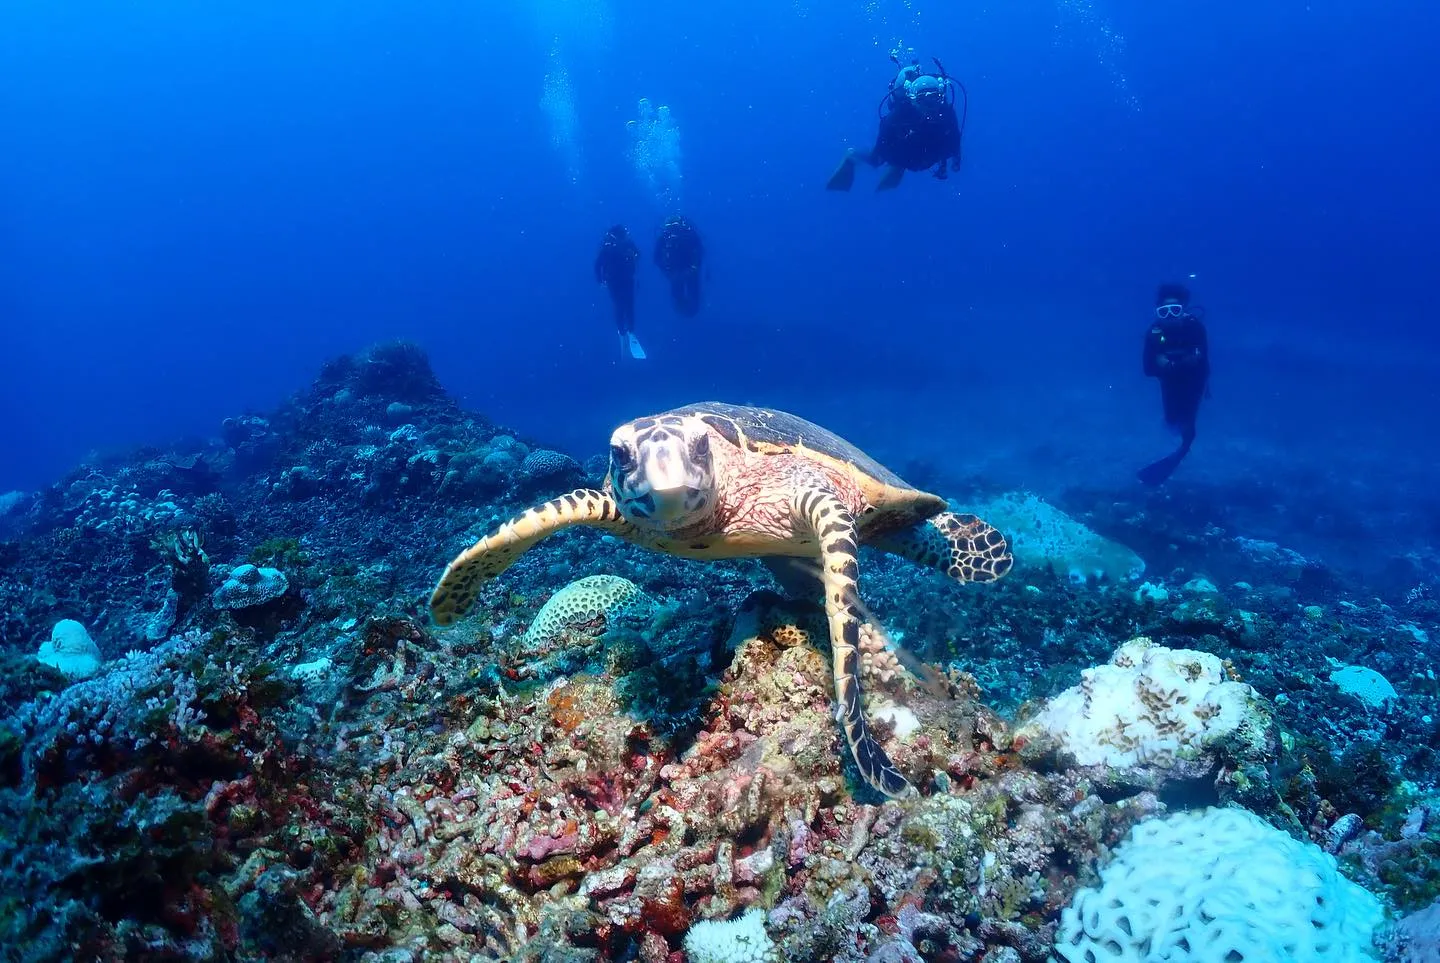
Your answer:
[1051,806,1387,962]
[212,564,289,610]
[37,619,103,680]
[522,575,655,651]
[954,491,1144,584]
[1016,637,1271,774]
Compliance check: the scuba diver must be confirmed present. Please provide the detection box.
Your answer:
[594,225,646,360]
[827,52,968,192]
[1138,282,1210,485]
[653,215,705,318]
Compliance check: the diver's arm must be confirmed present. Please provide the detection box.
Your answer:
[1143,327,1164,377]
[942,111,962,159]
[1195,322,1211,381]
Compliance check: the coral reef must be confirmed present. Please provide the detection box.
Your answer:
[0,342,1433,962]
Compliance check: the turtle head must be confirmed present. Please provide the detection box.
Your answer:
[608,416,717,530]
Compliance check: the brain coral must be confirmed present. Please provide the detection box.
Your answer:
[1052,806,1386,963]
[520,449,582,484]
[522,575,656,652]
[212,564,290,610]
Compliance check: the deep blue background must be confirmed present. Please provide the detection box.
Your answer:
[3,0,1437,525]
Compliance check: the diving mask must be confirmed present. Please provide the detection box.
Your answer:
[1155,304,1186,319]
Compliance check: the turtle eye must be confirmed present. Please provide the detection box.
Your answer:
[688,433,710,465]
[610,444,634,471]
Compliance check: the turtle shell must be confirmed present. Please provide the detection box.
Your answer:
[661,401,947,522]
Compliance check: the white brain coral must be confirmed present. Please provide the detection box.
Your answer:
[682,907,780,963]
[522,574,655,650]
[1017,637,1270,771]
[1051,806,1386,963]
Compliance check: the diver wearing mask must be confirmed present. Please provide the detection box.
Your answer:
[1138,282,1210,485]
[653,215,705,318]
[827,52,968,192]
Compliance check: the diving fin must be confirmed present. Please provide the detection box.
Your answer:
[826,155,856,192]
[626,333,647,360]
[1137,448,1187,486]
[876,165,906,191]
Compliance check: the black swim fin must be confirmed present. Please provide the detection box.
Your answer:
[876,165,906,191]
[826,154,856,192]
[1136,448,1187,486]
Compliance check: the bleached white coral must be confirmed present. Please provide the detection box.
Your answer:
[1052,806,1386,962]
[1328,662,1397,709]
[37,619,103,680]
[1017,637,1268,770]
[682,907,780,963]
[292,656,333,682]
[954,491,1144,583]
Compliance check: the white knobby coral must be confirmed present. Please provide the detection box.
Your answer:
[1017,637,1269,770]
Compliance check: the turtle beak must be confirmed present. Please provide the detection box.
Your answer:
[644,445,694,522]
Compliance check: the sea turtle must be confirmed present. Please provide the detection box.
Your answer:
[430,402,1012,798]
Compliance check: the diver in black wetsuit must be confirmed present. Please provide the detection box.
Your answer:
[594,225,645,359]
[827,53,967,193]
[654,215,704,318]
[1138,282,1210,485]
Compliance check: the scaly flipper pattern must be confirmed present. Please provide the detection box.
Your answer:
[430,489,637,625]
[793,486,912,799]
[873,511,1013,585]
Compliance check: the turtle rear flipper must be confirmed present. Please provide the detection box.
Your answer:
[874,511,1013,585]
[430,489,634,625]
[793,486,911,799]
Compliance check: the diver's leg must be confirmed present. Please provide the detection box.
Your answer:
[682,271,701,315]
[608,288,626,333]
[876,166,906,191]
[620,281,636,333]
[827,149,859,192]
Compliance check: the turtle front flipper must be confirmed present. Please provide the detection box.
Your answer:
[793,487,912,799]
[873,512,1013,586]
[430,489,635,625]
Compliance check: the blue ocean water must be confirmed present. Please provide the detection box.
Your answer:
[3,0,1437,573]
